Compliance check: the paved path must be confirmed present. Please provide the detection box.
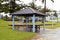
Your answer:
[42,28,60,40]
[32,28,60,40]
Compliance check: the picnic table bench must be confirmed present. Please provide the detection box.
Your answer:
[9,24,40,32]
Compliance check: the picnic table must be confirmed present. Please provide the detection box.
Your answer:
[9,24,40,32]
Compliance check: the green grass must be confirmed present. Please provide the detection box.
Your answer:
[0,19,35,40]
[53,18,57,20]
[40,21,60,29]
[0,18,60,40]
[25,21,60,29]
[1,18,60,40]
[0,19,9,27]
[0,27,35,40]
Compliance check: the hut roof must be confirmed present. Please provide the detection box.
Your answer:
[10,7,47,16]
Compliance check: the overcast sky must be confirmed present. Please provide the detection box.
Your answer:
[17,0,60,11]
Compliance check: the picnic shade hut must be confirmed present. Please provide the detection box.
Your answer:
[10,7,46,32]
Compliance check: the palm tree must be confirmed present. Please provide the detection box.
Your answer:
[32,0,54,13]
[29,2,38,10]
[42,0,54,13]
[41,0,54,30]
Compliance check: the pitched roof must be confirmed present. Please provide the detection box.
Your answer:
[10,7,46,16]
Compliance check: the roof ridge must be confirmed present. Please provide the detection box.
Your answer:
[29,7,36,13]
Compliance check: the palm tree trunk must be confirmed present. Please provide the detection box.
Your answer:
[44,0,46,14]
[43,0,46,31]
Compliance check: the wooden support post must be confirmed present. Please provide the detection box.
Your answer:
[12,15,14,30]
[26,17,28,24]
[43,17,45,31]
[22,17,24,23]
[32,15,35,32]
[26,17,29,31]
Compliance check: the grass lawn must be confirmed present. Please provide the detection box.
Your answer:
[36,21,60,29]
[24,21,60,29]
[0,19,35,40]
[13,20,60,29]
[1,18,60,40]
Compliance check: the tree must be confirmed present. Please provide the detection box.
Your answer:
[0,0,26,13]
[28,2,41,10]
[9,0,19,13]
[0,0,4,12]
[30,0,54,13]
[40,8,52,13]
[53,10,57,17]
[2,3,9,13]
[9,0,27,13]
[41,0,54,13]
[53,10,58,22]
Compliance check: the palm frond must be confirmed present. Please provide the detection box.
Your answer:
[42,0,44,3]
[51,0,54,2]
